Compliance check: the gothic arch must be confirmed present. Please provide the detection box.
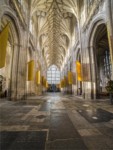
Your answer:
[1,6,21,44]
[87,16,110,99]
[0,10,22,99]
[87,14,106,47]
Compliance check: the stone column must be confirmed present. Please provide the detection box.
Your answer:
[10,44,20,100]
[106,0,113,79]
[64,65,67,94]
[88,46,97,99]
[62,70,64,94]
[0,13,2,30]
[0,3,4,30]
[17,46,27,100]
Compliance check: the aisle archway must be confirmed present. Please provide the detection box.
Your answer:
[89,22,111,99]
[0,13,20,99]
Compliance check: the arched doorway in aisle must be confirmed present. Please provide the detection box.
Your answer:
[0,14,20,99]
[90,23,111,99]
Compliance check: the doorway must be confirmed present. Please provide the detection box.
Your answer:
[93,24,111,98]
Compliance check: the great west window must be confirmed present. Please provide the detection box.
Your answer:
[47,65,60,84]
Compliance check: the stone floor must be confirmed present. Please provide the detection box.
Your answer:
[0,93,113,150]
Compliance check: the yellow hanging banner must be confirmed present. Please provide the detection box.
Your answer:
[61,79,65,88]
[64,76,67,87]
[42,76,44,85]
[36,70,41,84]
[0,23,10,68]
[28,60,34,81]
[64,78,66,87]
[42,76,46,87]
[59,83,61,89]
[68,71,73,84]
[60,81,62,88]
[76,61,82,81]
[61,79,64,88]
[46,81,48,88]
[44,78,46,87]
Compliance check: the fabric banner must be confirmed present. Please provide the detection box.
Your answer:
[42,76,44,86]
[36,70,41,84]
[28,60,34,81]
[42,77,46,87]
[68,71,73,84]
[60,81,62,88]
[64,76,67,87]
[76,61,82,81]
[59,83,61,89]
[0,23,10,68]
[46,81,48,88]
[61,79,64,88]
[63,78,66,87]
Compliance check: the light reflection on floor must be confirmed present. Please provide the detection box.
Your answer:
[0,93,113,150]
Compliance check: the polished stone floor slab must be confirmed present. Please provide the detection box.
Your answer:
[48,111,81,140]
[0,93,113,150]
[0,131,47,150]
[77,108,113,123]
[39,102,51,111]
[46,139,88,150]
[46,109,87,150]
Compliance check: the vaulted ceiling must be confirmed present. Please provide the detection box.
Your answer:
[31,0,80,68]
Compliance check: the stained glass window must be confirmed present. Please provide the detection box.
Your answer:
[47,65,60,84]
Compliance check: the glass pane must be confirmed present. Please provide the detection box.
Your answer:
[47,65,60,84]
